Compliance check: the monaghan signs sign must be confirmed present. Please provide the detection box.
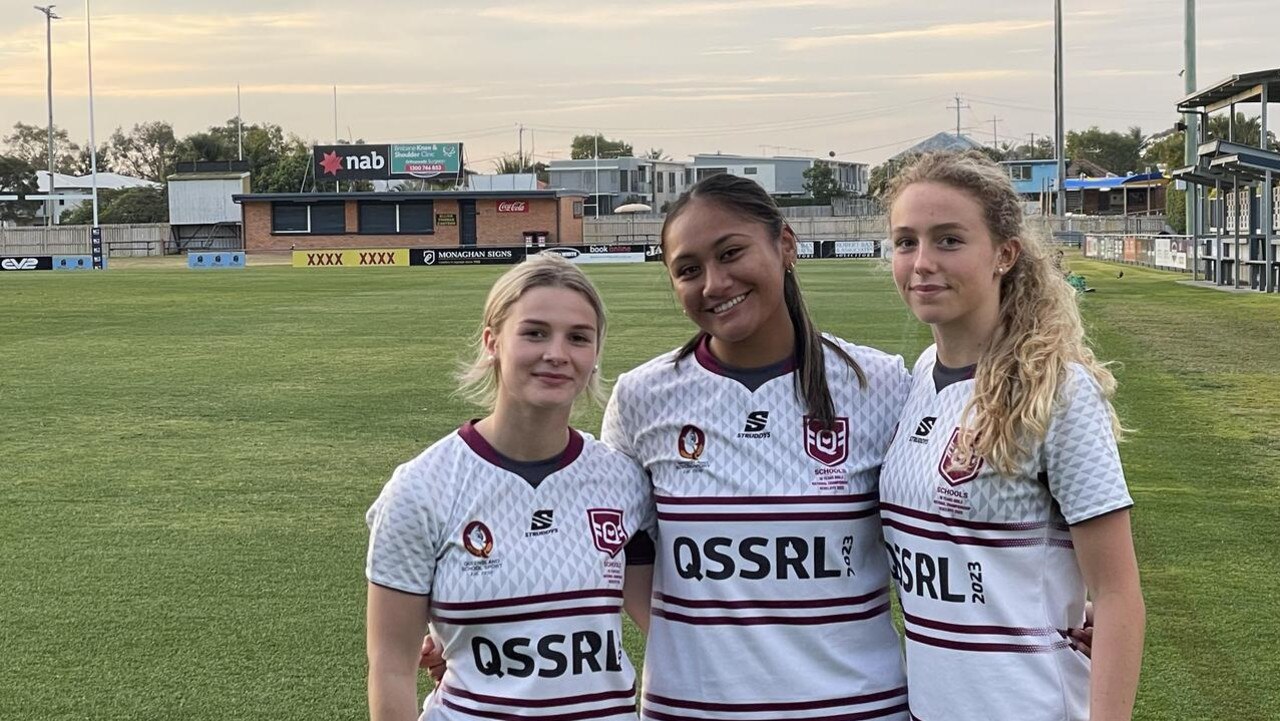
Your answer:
[313,143,463,181]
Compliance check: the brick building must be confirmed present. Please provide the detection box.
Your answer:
[233,190,587,252]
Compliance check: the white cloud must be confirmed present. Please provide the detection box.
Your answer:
[781,19,1053,51]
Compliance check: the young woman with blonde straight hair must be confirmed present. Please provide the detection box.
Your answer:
[365,254,654,721]
[879,151,1144,721]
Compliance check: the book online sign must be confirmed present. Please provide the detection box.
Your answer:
[313,143,463,180]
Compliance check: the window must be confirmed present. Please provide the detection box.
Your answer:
[310,203,346,233]
[358,202,397,233]
[1009,165,1032,181]
[358,199,434,234]
[399,201,433,233]
[573,201,584,218]
[743,167,758,175]
[656,172,664,193]
[669,171,677,189]
[685,169,693,185]
[697,167,727,181]
[272,203,309,233]
[620,170,630,193]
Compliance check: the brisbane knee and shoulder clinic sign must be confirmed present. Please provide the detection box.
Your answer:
[312,143,463,181]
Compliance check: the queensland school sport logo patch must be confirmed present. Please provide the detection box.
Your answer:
[462,520,495,558]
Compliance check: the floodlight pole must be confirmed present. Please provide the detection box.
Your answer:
[1184,0,1198,238]
[1054,0,1066,218]
[35,5,60,227]
[85,0,98,226]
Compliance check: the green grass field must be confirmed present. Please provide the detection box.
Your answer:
[1,257,1277,720]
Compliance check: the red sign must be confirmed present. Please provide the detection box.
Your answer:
[497,200,529,213]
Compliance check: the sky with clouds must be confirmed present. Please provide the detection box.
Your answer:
[0,0,1275,169]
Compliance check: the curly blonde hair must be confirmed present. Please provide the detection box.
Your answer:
[456,253,608,410]
[885,151,1122,475]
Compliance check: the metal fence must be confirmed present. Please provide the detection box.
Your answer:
[585,214,1164,245]
[0,223,169,257]
[1081,233,1194,273]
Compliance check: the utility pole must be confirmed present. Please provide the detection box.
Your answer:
[947,94,970,138]
[989,116,1003,148]
[593,132,600,219]
[236,84,243,162]
[1184,0,1198,237]
[1054,0,1066,217]
[35,5,60,227]
[518,123,524,169]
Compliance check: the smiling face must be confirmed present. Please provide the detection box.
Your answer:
[484,286,600,414]
[663,198,797,357]
[889,181,1019,331]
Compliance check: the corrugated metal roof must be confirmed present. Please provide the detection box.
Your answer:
[1178,68,1280,111]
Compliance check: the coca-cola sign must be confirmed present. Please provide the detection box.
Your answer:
[496,200,529,213]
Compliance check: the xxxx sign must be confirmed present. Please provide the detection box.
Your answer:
[291,249,409,268]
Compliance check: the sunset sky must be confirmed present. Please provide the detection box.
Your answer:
[0,0,1274,169]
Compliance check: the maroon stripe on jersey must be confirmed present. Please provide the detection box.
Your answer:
[643,701,909,721]
[655,587,886,609]
[651,601,890,626]
[433,589,623,611]
[880,502,1070,533]
[905,628,1072,654]
[446,684,636,708]
[644,686,906,712]
[441,696,636,721]
[881,518,1074,549]
[657,508,878,522]
[656,493,877,506]
[434,604,621,626]
[903,611,1066,638]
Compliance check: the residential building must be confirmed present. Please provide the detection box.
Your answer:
[690,154,868,197]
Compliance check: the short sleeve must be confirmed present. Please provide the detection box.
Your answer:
[365,462,443,596]
[1044,367,1133,525]
[624,530,656,566]
[601,373,637,459]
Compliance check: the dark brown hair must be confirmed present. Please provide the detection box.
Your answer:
[661,173,866,427]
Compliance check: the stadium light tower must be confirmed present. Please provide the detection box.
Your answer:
[34,5,60,227]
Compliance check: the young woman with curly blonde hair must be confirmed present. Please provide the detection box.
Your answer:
[878,151,1144,721]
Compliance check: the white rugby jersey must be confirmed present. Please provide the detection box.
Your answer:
[366,422,654,721]
[603,335,911,721]
[879,345,1132,721]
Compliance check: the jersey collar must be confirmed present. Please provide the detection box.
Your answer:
[458,420,585,472]
[693,333,797,381]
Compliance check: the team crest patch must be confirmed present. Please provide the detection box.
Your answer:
[587,508,627,558]
[803,416,849,467]
[677,424,706,461]
[462,520,495,558]
[938,427,984,486]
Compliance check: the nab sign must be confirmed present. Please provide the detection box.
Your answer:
[313,142,464,181]
[314,145,392,180]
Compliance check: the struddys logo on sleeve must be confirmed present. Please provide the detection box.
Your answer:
[803,416,850,491]
[313,142,463,181]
